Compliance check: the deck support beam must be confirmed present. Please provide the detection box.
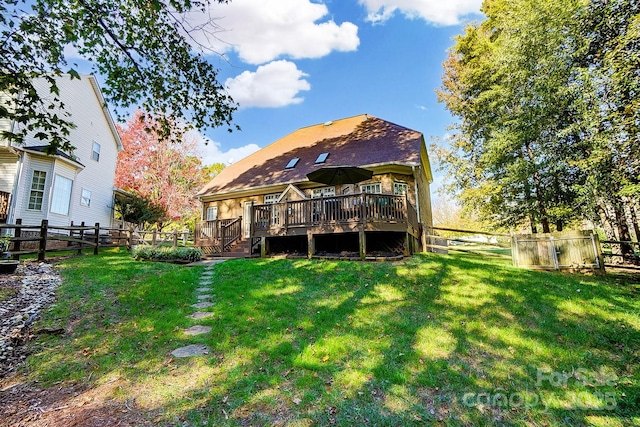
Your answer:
[307,232,315,259]
[260,236,267,258]
[359,230,366,260]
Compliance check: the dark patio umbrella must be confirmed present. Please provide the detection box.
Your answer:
[306,166,373,185]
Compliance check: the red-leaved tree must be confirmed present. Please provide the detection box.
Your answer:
[115,110,209,227]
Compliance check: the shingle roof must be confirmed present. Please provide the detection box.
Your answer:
[197,114,425,196]
[23,145,85,167]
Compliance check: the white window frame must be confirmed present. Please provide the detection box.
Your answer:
[394,182,409,196]
[80,188,92,207]
[360,182,382,194]
[91,141,101,162]
[206,206,218,221]
[311,186,336,198]
[50,174,73,216]
[28,170,47,211]
[264,193,280,204]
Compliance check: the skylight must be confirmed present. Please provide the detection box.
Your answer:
[285,158,299,169]
[315,152,329,163]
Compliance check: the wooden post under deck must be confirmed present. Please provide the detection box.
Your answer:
[359,230,366,260]
[307,231,314,259]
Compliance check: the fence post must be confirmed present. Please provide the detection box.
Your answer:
[550,237,560,270]
[173,229,178,248]
[38,219,48,262]
[94,223,100,255]
[12,218,22,261]
[152,228,157,247]
[511,233,518,267]
[78,221,85,254]
[128,226,134,250]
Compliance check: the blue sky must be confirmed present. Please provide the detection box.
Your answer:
[191,0,484,177]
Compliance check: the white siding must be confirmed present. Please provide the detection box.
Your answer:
[47,161,77,227]
[0,151,18,193]
[0,93,13,145]
[15,156,54,226]
[13,76,120,227]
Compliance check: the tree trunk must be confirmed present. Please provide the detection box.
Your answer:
[612,199,634,261]
[627,198,640,242]
[525,141,551,233]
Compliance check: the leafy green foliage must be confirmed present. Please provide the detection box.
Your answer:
[437,0,639,238]
[438,0,587,233]
[1,0,236,153]
[114,193,166,228]
[132,245,202,262]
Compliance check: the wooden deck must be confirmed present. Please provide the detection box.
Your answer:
[195,194,420,257]
[251,193,419,237]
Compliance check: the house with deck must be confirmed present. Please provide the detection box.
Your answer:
[195,114,433,259]
[0,75,123,228]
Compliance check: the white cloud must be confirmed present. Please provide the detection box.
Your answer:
[188,0,359,64]
[358,0,482,25]
[225,60,311,108]
[197,136,261,166]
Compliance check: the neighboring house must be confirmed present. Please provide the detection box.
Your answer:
[196,114,433,258]
[0,75,123,228]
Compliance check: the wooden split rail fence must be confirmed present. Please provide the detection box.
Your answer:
[0,219,193,262]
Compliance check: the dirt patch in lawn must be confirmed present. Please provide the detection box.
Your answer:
[0,377,155,427]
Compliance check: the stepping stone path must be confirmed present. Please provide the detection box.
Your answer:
[183,325,212,336]
[191,301,214,309]
[190,311,215,320]
[171,344,209,358]
[171,261,225,359]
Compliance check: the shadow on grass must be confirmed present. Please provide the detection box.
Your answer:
[26,250,640,426]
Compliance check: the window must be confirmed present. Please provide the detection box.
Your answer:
[50,174,73,215]
[28,170,47,210]
[80,189,92,207]
[315,152,329,163]
[311,186,336,198]
[206,206,218,221]
[360,182,382,194]
[91,141,101,162]
[285,158,299,169]
[394,182,409,196]
[264,194,280,204]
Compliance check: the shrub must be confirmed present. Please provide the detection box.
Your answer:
[132,246,202,262]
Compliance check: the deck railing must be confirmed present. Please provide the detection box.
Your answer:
[194,217,243,253]
[253,193,418,233]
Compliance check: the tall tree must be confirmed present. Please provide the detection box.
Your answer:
[115,110,210,227]
[1,0,236,153]
[437,0,587,233]
[575,0,640,255]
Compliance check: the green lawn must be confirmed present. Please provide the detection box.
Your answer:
[24,248,639,426]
